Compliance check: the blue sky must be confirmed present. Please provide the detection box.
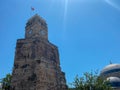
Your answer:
[0,0,120,85]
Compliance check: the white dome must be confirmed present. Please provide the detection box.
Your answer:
[101,64,120,74]
[107,77,120,88]
[107,77,120,83]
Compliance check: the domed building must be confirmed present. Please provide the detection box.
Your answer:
[100,64,120,90]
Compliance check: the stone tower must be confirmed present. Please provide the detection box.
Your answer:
[11,14,68,90]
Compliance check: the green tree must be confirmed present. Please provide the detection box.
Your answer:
[71,71,113,90]
[1,73,12,90]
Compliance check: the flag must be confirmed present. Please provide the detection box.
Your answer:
[31,7,35,11]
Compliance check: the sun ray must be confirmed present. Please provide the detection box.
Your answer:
[63,0,68,32]
[105,0,120,10]
[64,0,68,20]
[62,0,69,40]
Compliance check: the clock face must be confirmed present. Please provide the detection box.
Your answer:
[28,30,32,34]
[40,30,46,36]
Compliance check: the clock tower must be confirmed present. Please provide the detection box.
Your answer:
[25,14,48,40]
[11,14,68,90]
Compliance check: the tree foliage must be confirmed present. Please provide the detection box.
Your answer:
[1,73,12,90]
[71,71,113,90]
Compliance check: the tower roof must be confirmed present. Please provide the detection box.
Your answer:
[26,14,47,27]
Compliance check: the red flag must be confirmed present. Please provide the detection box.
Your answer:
[31,7,35,11]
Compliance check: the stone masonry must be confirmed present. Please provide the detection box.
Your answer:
[11,14,68,90]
